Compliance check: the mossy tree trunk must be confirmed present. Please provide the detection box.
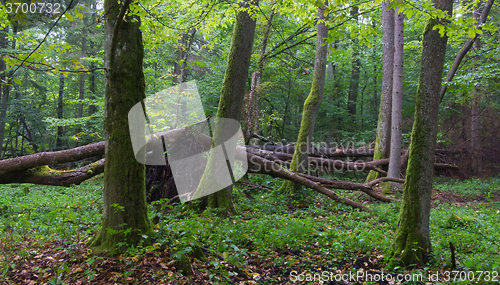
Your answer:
[194,0,257,215]
[390,0,453,267]
[87,0,152,255]
[366,0,393,184]
[278,1,329,195]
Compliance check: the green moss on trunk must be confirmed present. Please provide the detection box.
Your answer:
[86,0,152,255]
[278,3,328,195]
[193,1,256,215]
[390,0,453,267]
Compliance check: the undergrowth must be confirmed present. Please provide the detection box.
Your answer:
[0,174,499,284]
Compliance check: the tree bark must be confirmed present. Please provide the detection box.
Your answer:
[193,0,257,215]
[347,6,360,116]
[390,0,453,267]
[278,1,329,195]
[470,1,484,176]
[366,0,394,183]
[244,1,276,144]
[75,18,88,144]
[0,25,12,159]
[56,74,64,151]
[387,7,404,188]
[86,0,152,255]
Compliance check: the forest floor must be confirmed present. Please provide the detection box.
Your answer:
[1,175,499,284]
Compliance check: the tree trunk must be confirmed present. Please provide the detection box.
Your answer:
[75,19,88,144]
[278,0,329,194]
[56,74,64,151]
[366,0,394,183]
[87,0,152,255]
[172,29,196,85]
[471,86,482,175]
[372,56,378,115]
[390,0,453,267]
[244,1,275,144]
[470,1,484,176]
[193,0,257,215]
[0,26,9,159]
[387,7,404,189]
[347,6,360,116]
[88,3,97,116]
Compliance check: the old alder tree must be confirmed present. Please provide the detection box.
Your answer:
[390,0,454,267]
[192,0,257,214]
[86,0,153,254]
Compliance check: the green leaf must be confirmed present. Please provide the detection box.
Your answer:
[65,13,74,22]
[467,29,475,39]
[12,77,22,85]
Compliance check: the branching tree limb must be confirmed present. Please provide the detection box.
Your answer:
[439,0,495,101]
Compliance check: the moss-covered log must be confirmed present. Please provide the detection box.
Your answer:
[0,159,104,186]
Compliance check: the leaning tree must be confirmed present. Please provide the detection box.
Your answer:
[278,0,329,195]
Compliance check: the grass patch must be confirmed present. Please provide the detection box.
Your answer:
[434,177,500,196]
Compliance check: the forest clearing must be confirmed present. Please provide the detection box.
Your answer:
[0,0,499,283]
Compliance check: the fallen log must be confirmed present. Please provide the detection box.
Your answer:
[236,181,273,190]
[244,152,371,211]
[247,144,374,158]
[247,148,388,175]
[0,128,457,211]
[366,177,406,187]
[297,173,398,203]
[0,142,105,172]
[0,159,105,186]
